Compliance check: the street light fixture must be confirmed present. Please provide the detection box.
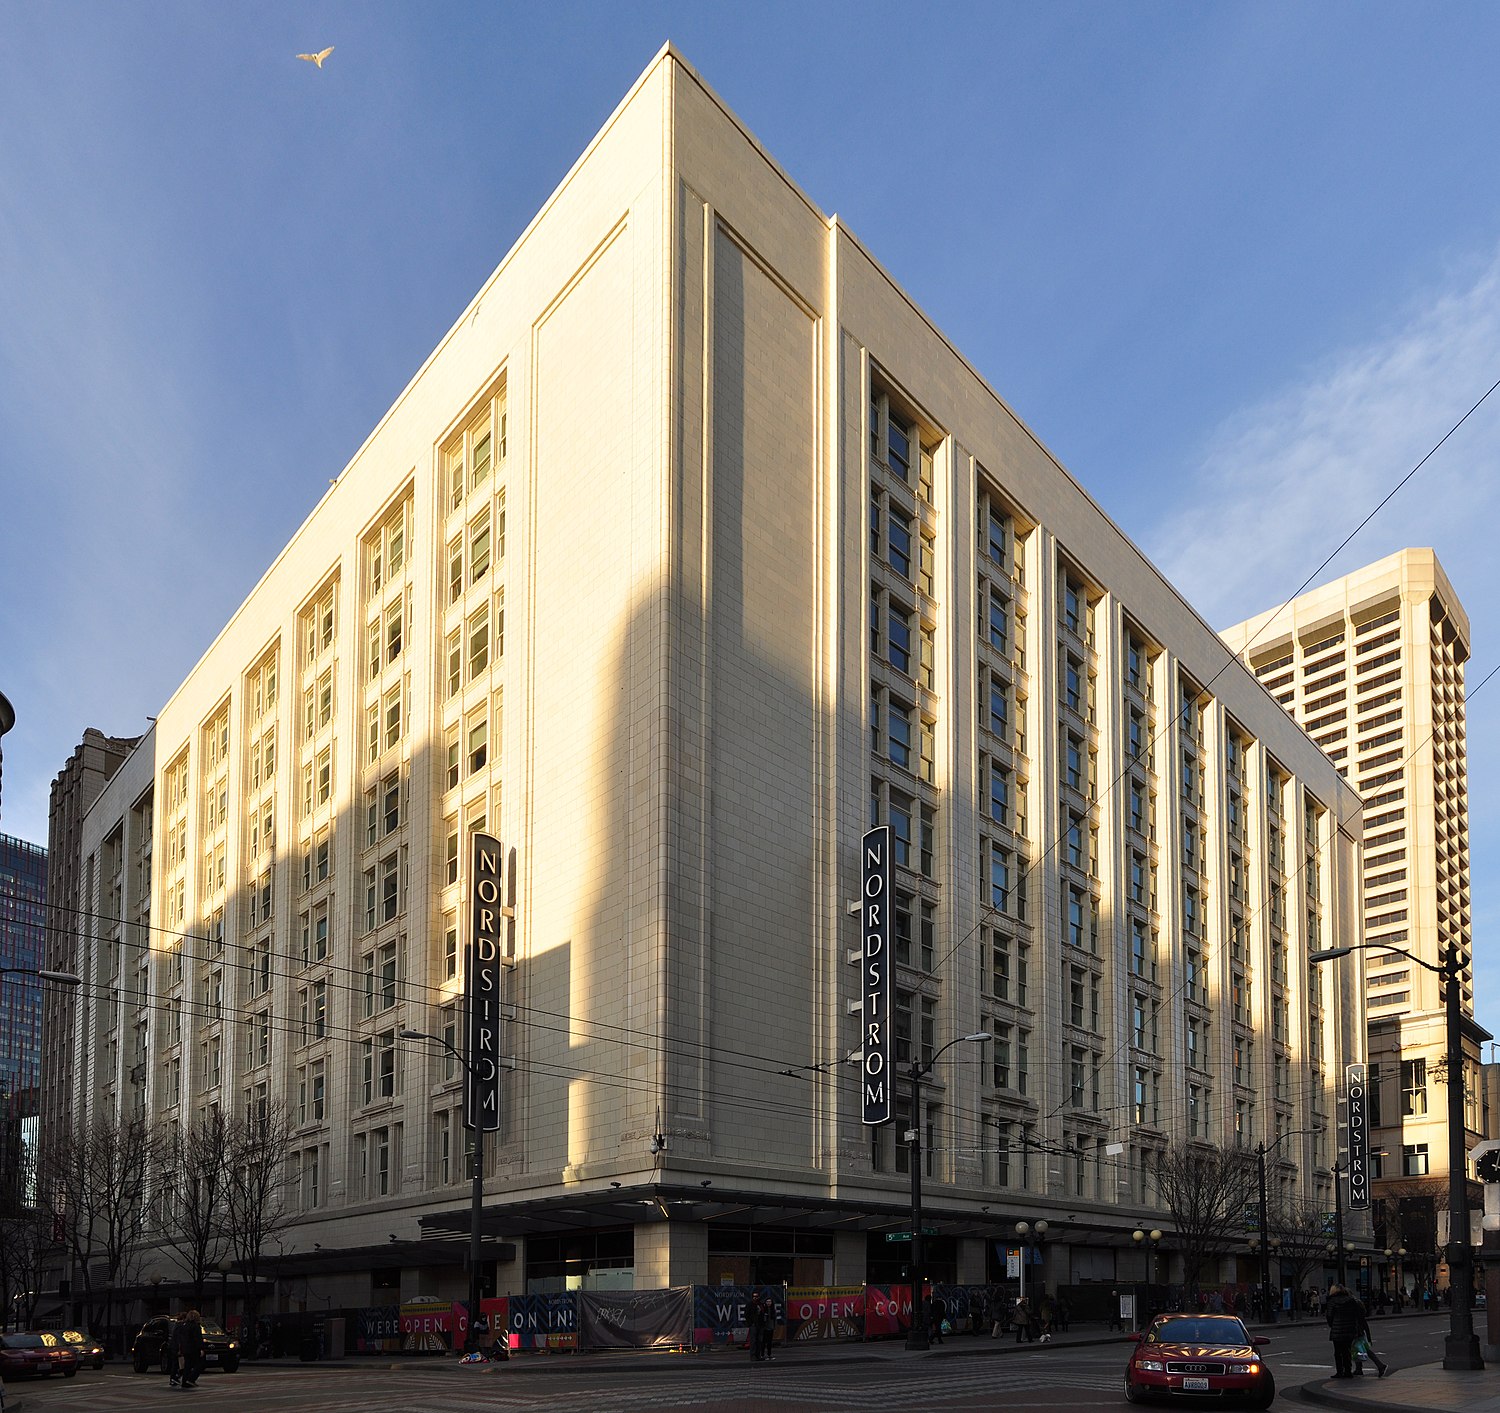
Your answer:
[400,1027,486,1353]
[1016,1219,1050,1305]
[904,1031,989,1352]
[1310,943,1483,1370]
[0,967,82,985]
[1132,1227,1163,1288]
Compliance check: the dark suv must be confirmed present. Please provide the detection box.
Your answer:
[130,1318,240,1375]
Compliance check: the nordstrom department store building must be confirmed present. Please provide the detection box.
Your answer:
[62,47,1366,1306]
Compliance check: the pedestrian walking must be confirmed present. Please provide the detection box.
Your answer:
[1325,1284,1365,1379]
[1013,1295,1032,1343]
[929,1289,946,1344]
[180,1310,205,1388]
[1108,1289,1124,1331]
[166,1312,184,1388]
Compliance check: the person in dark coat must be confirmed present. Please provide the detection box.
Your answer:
[166,1313,184,1387]
[746,1290,770,1361]
[1325,1284,1365,1378]
[179,1309,205,1388]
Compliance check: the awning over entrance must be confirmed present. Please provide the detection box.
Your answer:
[418,1183,1137,1245]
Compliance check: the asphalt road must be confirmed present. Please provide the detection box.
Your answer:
[2,1315,1451,1413]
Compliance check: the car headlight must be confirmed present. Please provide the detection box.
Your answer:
[228,1341,238,1349]
[1137,1359,1166,1372]
[1227,1363,1259,1374]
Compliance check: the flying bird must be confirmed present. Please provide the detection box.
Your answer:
[297,47,334,68]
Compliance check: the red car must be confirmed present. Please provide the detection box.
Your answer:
[1124,1313,1273,1407]
[0,1331,80,1379]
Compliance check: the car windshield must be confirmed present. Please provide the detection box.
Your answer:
[200,1322,228,1337]
[1151,1317,1249,1344]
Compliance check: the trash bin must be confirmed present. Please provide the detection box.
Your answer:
[299,1321,323,1362]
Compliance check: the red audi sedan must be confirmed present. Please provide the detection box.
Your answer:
[0,1332,80,1379]
[1124,1314,1273,1407]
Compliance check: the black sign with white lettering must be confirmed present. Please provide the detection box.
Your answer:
[465,834,505,1132]
[861,826,892,1125]
[1346,1062,1369,1211]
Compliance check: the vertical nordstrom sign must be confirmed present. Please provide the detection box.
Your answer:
[862,826,892,1125]
[1346,1062,1369,1211]
[466,833,504,1132]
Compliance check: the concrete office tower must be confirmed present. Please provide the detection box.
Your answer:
[41,728,140,1147]
[1223,549,1486,1287]
[66,47,1364,1307]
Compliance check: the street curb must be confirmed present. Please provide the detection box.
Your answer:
[1297,1378,1435,1413]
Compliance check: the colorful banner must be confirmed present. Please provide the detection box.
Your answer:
[503,1293,577,1350]
[691,1285,785,1345]
[863,1284,913,1338]
[579,1287,693,1348]
[786,1285,863,1341]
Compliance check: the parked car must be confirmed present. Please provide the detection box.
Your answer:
[130,1317,240,1374]
[1124,1313,1274,1408]
[38,1328,105,1369]
[0,1332,80,1379]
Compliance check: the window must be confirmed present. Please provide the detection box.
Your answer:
[987,758,1010,826]
[987,587,1008,653]
[467,715,488,774]
[1401,1058,1427,1116]
[444,817,460,887]
[888,602,914,676]
[888,504,913,579]
[1063,657,1083,713]
[443,917,459,981]
[990,929,1028,1007]
[362,1030,398,1105]
[383,686,403,751]
[380,854,399,923]
[470,511,491,584]
[888,696,914,771]
[468,608,489,678]
[445,727,460,791]
[1064,735,1083,791]
[316,748,332,805]
[364,939,399,1016]
[1128,709,1145,761]
[447,537,463,604]
[1130,919,1155,979]
[446,630,462,699]
[1402,1143,1429,1177]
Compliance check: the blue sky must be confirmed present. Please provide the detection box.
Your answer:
[1,3,1497,1034]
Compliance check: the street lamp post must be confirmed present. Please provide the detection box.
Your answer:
[1132,1227,1162,1285]
[1310,943,1484,1370]
[401,1028,484,1353]
[904,1031,989,1352]
[1333,1157,1347,1287]
[1017,1220,1049,1305]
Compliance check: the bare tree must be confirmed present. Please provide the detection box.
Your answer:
[0,1209,50,1330]
[158,1109,233,1310]
[223,1103,294,1348]
[1269,1196,1333,1304]
[1157,1142,1259,1303]
[42,1115,159,1351]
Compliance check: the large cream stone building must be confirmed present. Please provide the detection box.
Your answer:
[60,46,1366,1308]
[1223,549,1488,1288]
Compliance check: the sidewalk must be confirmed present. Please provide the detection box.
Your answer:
[1300,1366,1500,1413]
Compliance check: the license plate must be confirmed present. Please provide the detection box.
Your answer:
[1182,1377,1210,1391]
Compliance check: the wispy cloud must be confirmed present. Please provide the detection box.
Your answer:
[1150,249,1500,1042]
[1152,250,1500,633]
